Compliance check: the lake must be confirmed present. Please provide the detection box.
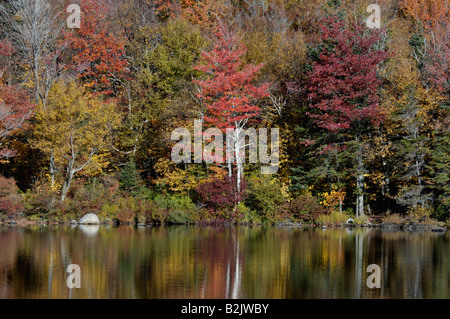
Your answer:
[0,225,448,299]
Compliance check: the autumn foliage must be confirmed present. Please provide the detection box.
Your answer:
[0,85,34,157]
[401,0,449,30]
[0,176,24,217]
[61,0,129,96]
[194,23,270,131]
[0,0,447,223]
[195,175,247,221]
[155,0,220,26]
[307,15,390,132]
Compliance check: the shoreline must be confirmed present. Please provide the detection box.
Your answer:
[0,217,447,232]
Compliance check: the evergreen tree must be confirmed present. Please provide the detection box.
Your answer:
[119,159,141,192]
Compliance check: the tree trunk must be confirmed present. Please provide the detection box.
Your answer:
[415,158,422,186]
[48,151,57,207]
[355,136,365,219]
[381,154,391,214]
[60,172,73,202]
[415,157,426,208]
[356,168,364,218]
[50,151,55,190]
[60,157,75,202]
[234,128,244,207]
[33,47,41,104]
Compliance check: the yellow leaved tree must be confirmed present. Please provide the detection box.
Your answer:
[33,80,120,202]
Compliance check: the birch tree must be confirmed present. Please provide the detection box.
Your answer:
[0,0,62,107]
[33,80,120,202]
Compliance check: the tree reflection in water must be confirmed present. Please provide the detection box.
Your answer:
[0,225,448,299]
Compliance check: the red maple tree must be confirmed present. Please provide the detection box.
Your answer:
[61,0,129,96]
[194,23,270,131]
[307,16,390,132]
[425,22,450,97]
[193,22,270,205]
[0,38,33,158]
[307,14,390,218]
[0,38,14,81]
[0,85,34,158]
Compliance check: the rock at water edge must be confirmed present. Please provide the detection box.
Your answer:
[79,213,100,225]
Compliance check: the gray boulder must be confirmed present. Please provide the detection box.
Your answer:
[79,213,100,225]
[346,218,355,225]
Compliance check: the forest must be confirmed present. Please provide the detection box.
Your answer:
[0,0,448,226]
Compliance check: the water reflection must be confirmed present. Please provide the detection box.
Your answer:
[0,225,448,299]
[79,225,100,236]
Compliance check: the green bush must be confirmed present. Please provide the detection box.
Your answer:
[245,175,290,222]
[100,203,120,220]
[432,204,450,222]
[153,193,196,211]
[237,202,261,224]
[166,211,193,224]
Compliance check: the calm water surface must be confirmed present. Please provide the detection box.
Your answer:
[0,225,448,299]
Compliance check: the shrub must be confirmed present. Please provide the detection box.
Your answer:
[287,193,329,224]
[146,201,170,224]
[195,175,246,213]
[432,204,449,222]
[23,176,118,220]
[150,193,196,224]
[382,213,404,224]
[408,205,433,223]
[245,175,290,222]
[70,179,106,214]
[236,202,259,224]
[0,176,24,218]
[316,210,351,226]
[23,181,56,217]
[54,177,119,219]
[117,209,135,224]
[353,215,369,226]
[114,196,159,224]
[100,202,120,220]
[166,211,193,224]
[153,193,196,211]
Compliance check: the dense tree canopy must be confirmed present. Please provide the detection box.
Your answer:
[0,0,447,224]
